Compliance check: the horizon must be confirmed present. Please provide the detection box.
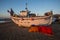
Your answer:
[0,0,60,18]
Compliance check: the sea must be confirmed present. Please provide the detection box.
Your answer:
[0,18,11,23]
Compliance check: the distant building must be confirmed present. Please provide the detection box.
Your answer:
[53,14,60,23]
[53,14,60,19]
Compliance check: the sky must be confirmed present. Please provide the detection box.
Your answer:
[0,0,60,18]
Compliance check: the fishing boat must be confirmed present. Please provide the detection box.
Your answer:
[7,3,53,27]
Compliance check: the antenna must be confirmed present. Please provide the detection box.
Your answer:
[25,0,28,11]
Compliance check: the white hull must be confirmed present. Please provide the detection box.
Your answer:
[11,16,52,27]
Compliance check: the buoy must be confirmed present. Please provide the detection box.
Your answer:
[28,26,39,32]
[38,25,53,36]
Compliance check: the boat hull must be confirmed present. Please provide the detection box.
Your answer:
[11,16,52,27]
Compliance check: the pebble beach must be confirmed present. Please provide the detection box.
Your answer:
[0,21,60,40]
